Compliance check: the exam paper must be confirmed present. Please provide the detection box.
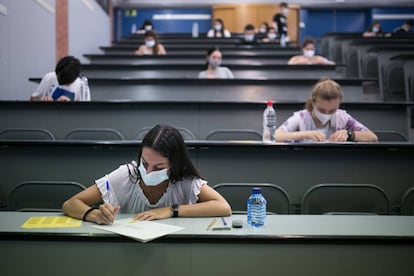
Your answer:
[92,218,185,243]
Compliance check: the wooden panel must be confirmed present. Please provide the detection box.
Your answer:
[212,6,237,32]
[212,3,299,43]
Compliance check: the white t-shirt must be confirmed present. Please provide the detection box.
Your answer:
[95,161,205,213]
[32,72,90,101]
[207,29,231,38]
[198,67,235,79]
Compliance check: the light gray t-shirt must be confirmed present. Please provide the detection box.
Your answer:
[198,67,235,79]
[96,161,205,213]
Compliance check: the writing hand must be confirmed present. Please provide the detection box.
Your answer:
[95,203,120,225]
[305,130,326,142]
[330,129,348,142]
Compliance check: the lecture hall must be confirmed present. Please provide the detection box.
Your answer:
[1,0,414,275]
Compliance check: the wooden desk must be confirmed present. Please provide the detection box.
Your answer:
[0,141,413,213]
[1,212,413,276]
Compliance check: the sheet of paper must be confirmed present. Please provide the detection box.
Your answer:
[92,218,185,243]
[21,216,82,228]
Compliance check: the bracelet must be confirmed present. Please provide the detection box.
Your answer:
[82,207,98,221]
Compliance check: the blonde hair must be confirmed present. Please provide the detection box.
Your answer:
[305,77,343,111]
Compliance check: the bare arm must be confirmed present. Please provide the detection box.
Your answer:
[275,128,326,142]
[287,56,299,65]
[133,184,232,221]
[354,130,378,142]
[330,129,378,142]
[134,46,144,55]
[158,44,167,55]
[62,184,119,224]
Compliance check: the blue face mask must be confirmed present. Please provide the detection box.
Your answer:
[372,26,379,33]
[138,160,169,186]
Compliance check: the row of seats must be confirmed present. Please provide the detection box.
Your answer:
[0,127,408,142]
[320,33,414,101]
[7,181,414,215]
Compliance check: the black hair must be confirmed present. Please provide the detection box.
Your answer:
[405,19,413,26]
[302,38,316,48]
[244,24,255,31]
[280,2,288,8]
[129,125,201,184]
[140,19,153,30]
[203,46,221,70]
[55,56,81,85]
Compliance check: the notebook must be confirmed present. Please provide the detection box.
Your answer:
[52,87,75,101]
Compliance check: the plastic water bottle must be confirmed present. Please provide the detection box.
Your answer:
[80,75,91,101]
[131,23,137,34]
[280,33,286,47]
[192,22,199,38]
[247,187,267,227]
[262,100,276,143]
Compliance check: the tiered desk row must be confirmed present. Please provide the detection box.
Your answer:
[2,33,412,214]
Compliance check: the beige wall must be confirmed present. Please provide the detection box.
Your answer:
[212,3,300,43]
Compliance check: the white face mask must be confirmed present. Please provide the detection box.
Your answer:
[209,58,222,68]
[313,105,334,125]
[282,8,289,15]
[304,50,315,58]
[214,25,222,31]
[259,28,267,33]
[145,40,155,48]
[245,34,255,41]
[138,160,169,186]
[144,25,152,31]
[268,33,277,40]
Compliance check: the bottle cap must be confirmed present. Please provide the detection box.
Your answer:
[266,100,273,107]
[252,187,262,194]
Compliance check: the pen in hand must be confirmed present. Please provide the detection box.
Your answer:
[105,178,111,205]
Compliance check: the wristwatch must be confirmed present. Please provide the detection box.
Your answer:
[347,130,355,142]
[172,204,180,218]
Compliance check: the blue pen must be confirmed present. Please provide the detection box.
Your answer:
[105,178,111,205]
[221,217,228,226]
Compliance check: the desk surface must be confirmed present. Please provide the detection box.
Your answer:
[1,212,414,241]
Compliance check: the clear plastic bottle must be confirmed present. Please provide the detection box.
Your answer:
[280,33,286,47]
[80,75,91,101]
[192,22,199,38]
[131,23,137,34]
[262,100,276,143]
[247,187,267,227]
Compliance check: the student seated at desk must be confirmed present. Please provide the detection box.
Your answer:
[393,19,413,35]
[363,21,387,37]
[241,24,260,44]
[136,19,155,34]
[288,38,335,65]
[134,30,166,56]
[275,77,378,143]
[261,27,278,43]
[63,124,231,225]
[198,47,234,79]
[30,55,90,102]
[207,18,231,38]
